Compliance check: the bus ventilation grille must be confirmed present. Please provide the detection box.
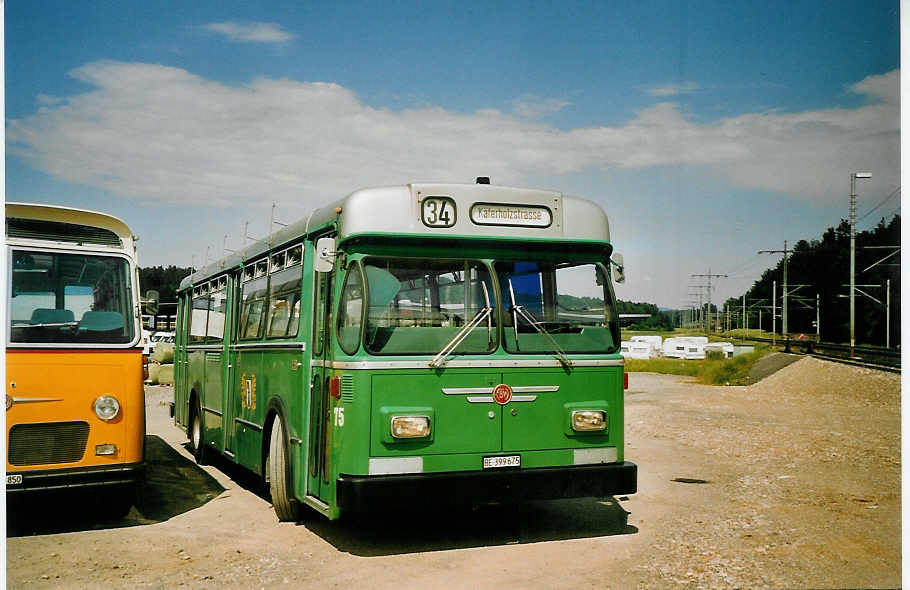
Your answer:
[7,218,123,248]
[8,421,90,466]
[341,374,355,403]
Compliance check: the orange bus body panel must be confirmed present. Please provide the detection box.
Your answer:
[6,350,145,473]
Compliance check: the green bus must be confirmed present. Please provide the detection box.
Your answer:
[173,181,636,520]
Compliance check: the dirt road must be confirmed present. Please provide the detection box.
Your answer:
[6,357,901,589]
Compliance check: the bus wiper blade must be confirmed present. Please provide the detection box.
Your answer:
[20,321,78,329]
[429,306,493,369]
[511,305,573,369]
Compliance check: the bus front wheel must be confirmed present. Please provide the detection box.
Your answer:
[190,401,208,465]
[267,418,300,522]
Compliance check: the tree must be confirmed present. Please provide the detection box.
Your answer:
[138,266,193,304]
[737,215,899,345]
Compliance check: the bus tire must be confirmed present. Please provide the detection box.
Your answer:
[189,399,208,465]
[267,418,300,522]
[94,484,135,521]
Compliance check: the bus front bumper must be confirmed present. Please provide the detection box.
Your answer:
[6,462,145,493]
[337,461,637,512]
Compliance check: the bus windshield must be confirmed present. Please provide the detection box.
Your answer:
[357,256,619,356]
[362,258,497,355]
[9,250,135,344]
[495,260,619,354]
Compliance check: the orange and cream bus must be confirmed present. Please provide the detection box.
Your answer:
[5,203,145,517]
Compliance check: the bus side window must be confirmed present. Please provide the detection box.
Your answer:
[188,286,209,343]
[266,264,303,338]
[239,264,268,340]
[207,282,227,342]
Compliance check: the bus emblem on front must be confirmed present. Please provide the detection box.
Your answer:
[492,384,513,405]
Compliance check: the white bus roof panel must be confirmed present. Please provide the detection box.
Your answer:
[181,183,613,290]
[337,183,610,243]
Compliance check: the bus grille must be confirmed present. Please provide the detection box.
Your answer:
[341,374,354,403]
[8,421,90,466]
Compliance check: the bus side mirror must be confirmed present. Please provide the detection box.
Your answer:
[145,290,160,315]
[314,237,336,273]
[611,253,625,284]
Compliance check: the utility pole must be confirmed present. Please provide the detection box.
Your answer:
[759,241,793,338]
[772,281,776,346]
[689,286,708,331]
[861,245,899,348]
[849,172,872,355]
[816,293,820,341]
[270,201,288,243]
[886,278,890,348]
[691,270,727,334]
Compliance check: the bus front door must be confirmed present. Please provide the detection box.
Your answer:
[307,264,333,503]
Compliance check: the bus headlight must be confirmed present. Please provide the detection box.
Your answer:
[572,410,607,432]
[94,395,121,421]
[391,416,431,439]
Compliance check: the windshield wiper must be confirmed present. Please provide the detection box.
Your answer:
[429,282,493,369]
[511,305,574,369]
[507,279,572,369]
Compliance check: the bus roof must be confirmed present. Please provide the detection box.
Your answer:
[5,202,136,251]
[180,183,612,290]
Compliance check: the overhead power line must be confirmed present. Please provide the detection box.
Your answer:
[857,186,900,222]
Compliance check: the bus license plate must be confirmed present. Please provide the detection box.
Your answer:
[483,455,520,469]
[7,474,22,486]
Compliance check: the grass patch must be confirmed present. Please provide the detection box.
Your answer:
[625,346,772,386]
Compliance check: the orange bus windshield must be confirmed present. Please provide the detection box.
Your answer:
[10,250,135,345]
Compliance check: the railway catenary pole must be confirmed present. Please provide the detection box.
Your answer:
[759,241,792,338]
[742,295,746,332]
[850,172,872,356]
[772,280,777,347]
[886,278,890,348]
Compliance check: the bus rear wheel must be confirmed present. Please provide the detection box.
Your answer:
[267,418,300,522]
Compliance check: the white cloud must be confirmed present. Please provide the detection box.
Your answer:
[202,22,294,43]
[511,96,571,119]
[646,81,700,97]
[7,62,899,209]
[36,94,63,106]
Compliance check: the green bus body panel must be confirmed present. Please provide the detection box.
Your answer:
[500,368,619,454]
[233,348,263,471]
[370,372,502,457]
[362,367,622,468]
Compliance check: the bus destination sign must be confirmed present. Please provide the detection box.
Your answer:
[470,203,552,228]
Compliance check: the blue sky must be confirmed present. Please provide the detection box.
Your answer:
[5,1,900,308]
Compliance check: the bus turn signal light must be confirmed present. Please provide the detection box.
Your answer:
[95,444,117,456]
[330,376,341,399]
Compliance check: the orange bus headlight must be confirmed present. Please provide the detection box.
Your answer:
[94,395,121,421]
[390,416,431,439]
[572,410,607,432]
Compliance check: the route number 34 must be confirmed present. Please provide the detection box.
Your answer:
[421,197,456,228]
[333,407,344,427]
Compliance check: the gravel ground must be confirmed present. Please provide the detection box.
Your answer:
[625,357,901,588]
[6,357,901,589]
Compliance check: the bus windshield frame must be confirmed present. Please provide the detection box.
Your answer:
[353,254,620,357]
[8,247,138,346]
